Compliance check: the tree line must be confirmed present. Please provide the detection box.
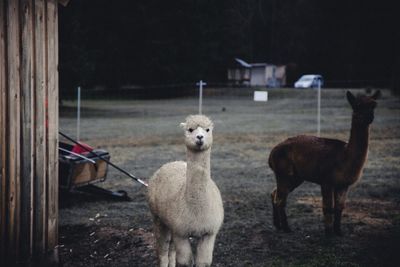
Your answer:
[59,0,398,92]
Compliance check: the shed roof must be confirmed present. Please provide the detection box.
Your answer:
[233,58,280,68]
[234,58,252,68]
[251,63,275,67]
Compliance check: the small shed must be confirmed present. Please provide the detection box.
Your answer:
[227,58,251,86]
[1,0,68,265]
[250,63,286,87]
[227,58,287,87]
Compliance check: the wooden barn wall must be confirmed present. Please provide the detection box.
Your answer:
[0,0,59,264]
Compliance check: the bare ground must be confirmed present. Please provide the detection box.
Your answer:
[58,88,400,266]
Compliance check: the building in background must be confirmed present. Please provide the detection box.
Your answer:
[227,58,251,86]
[227,58,286,87]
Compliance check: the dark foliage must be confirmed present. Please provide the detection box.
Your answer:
[59,0,399,92]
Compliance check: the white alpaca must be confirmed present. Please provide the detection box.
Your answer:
[147,115,224,267]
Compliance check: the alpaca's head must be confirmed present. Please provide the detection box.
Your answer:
[180,115,214,151]
[347,90,380,125]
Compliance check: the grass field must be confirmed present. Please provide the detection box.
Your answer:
[58,88,400,266]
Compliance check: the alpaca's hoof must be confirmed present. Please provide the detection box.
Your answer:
[334,228,343,237]
[176,258,194,267]
[273,220,281,230]
[282,225,292,233]
[325,227,334,237]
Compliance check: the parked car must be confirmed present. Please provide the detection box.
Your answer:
[294,74,324,88]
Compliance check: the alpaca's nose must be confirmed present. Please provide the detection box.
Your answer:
[196,135,204,140]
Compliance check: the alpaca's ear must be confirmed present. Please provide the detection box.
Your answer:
[371,90,381,100]
[346,91,357,109]
[179,122,186,129]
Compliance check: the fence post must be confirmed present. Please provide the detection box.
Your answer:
[196,80,206,115]
[77,86,81,141]
[317,80,321,137]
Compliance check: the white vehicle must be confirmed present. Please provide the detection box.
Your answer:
[294,74,324,88]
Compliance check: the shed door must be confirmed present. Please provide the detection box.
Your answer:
[250,67,266,86]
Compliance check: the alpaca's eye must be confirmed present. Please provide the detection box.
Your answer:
[188,128,194,133]
[206,128,210,132]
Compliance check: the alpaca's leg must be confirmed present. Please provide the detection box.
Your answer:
[168,239,176,267]
[154,217,172,267]
[273,179,303,232]
[273,184,291,232]
[334,187,348,236]
[195,234,216,267]
[321,185,334,236]
[271,188,281,230]
[173,235,193,267]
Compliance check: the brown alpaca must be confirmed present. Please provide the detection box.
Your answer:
[269,90,380,236]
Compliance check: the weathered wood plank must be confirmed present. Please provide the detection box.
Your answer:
[33,0,48,256]
[46,0,59,253]
[20,0,35,261]
[55,5,59,245]
[55,2,59,237]
[0,0,8,263]
[6,0,22,260]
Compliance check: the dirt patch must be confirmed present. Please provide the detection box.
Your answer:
[59,224,156,267]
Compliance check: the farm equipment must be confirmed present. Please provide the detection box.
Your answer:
[58,141,131,201]
[59,131,148,187]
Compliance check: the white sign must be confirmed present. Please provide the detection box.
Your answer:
[254,91,268,102]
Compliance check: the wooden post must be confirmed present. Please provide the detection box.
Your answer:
[6,0,22,260]
[20,0,35,262]
[33,0,48,257]
[46,0,59,258]
[0,0,7,263]
[0,0,59,264]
